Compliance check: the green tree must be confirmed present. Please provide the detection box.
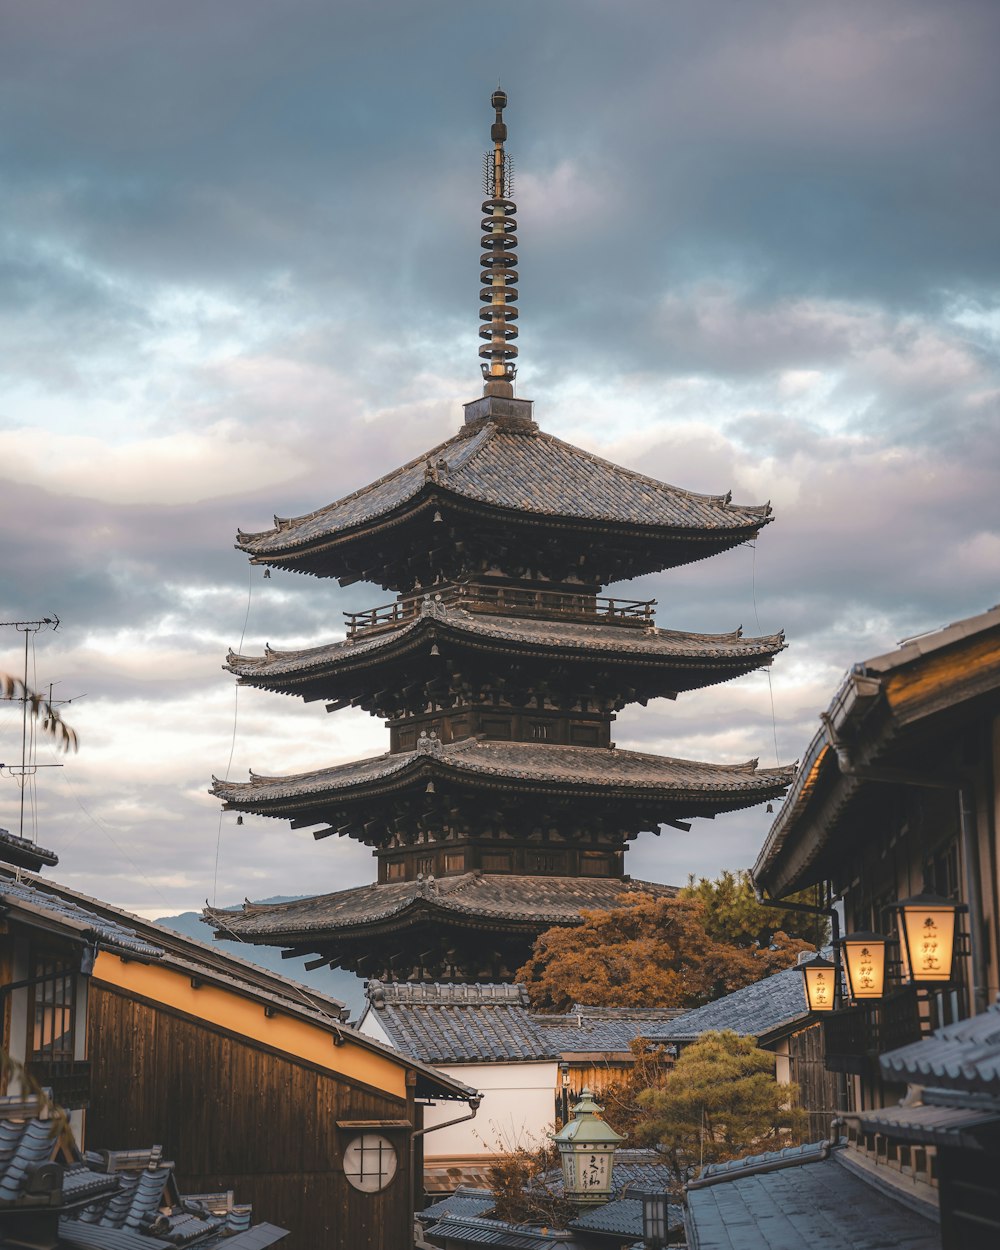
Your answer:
[681,870,829,949]
[634,1030,807,1184]
[517,893,814,1013]
[593,1035,675,1144]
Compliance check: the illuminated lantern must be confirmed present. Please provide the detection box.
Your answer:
[800,953,838,1012]
[896,893,960,984]
[550,1088,625,1204]
[841,931,888,1000]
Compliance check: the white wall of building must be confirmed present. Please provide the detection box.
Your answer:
[424,1060,558,1159]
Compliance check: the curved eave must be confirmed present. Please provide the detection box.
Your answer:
[226,615,786,698]
[236,417,774,567]
[212,741,795,829]
[237,485,771,575]
[203,875,679,944]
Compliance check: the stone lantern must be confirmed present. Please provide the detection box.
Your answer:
[550,1087,625,1205]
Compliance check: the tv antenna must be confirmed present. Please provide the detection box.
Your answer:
[0,616,76,841]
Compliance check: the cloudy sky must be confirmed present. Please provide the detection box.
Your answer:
[2,1,998,940]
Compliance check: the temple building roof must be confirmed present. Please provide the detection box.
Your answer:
[205,873,677,946]
[236,417,771,577]
[227,604,785,699]
[212,737,794,820]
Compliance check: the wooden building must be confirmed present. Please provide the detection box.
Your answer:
[0,859,478,1249]
[205,90,793,983]
[748,604,1000,1247]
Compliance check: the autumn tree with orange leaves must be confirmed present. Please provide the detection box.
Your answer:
[516,887,815,1013]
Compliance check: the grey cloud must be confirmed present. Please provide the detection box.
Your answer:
[2,0,997,916]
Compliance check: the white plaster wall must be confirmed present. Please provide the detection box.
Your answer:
[424,1061,558,1159]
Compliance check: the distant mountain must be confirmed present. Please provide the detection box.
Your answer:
[155,898,367,1018]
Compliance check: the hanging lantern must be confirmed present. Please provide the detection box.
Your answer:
[841,931,888,1000]
[800,953,838,1012]
[895,893,960,984]
[550,1087,625,1205]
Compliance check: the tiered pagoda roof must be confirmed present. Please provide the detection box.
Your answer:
[227,593,785,712]
[215,738,791,830]
[236,410,773,589]
[206,91,793,982]
[205,874,679,981]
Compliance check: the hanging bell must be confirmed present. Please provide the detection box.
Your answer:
[236,815,244,825]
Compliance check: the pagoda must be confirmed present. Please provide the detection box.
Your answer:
[206,92,794,982]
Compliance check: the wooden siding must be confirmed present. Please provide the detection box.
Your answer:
[87,983,416,1250]
[787,1023,842,1141]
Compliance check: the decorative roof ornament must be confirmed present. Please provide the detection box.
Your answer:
[479,88,518,397]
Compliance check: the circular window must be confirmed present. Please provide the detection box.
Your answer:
[343,1134,398,1193]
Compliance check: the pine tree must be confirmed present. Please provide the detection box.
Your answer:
[634,1030,808,1184]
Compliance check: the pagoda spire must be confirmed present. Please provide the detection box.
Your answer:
[479,88,519,397]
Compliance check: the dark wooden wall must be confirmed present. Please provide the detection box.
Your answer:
[787,1023,843,1141]
[86,983,416,1250]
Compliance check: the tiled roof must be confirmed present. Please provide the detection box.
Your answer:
[644,961,812,1045]
[418,1187,495,1224]
[879,997,1000,1094]
[533,1014,682,1054]
[228,606,784,683]
[423,1213,575,1247]
[372,998,554,1063]
[373,982,531,1006]
[213,737,794,810]
[0,1100,287,1247]
[0,878,164,960]
[206,875,678,941]
[0,825,58,870]
[568,1192,684,1238]
[691,1139,834,1185]
[365,983,683,1064]
[858,1091,1000,1148]
[683,1144,939,1250]
[238,419,771,557]
[569,1196,643,1236]
[0,1111,69,1203]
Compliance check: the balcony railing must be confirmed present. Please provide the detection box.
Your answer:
[822,987,924,1076]
[24,1058,91,1109]
[345,584,656,638]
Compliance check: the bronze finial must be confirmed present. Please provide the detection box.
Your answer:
[479,88,518,397]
